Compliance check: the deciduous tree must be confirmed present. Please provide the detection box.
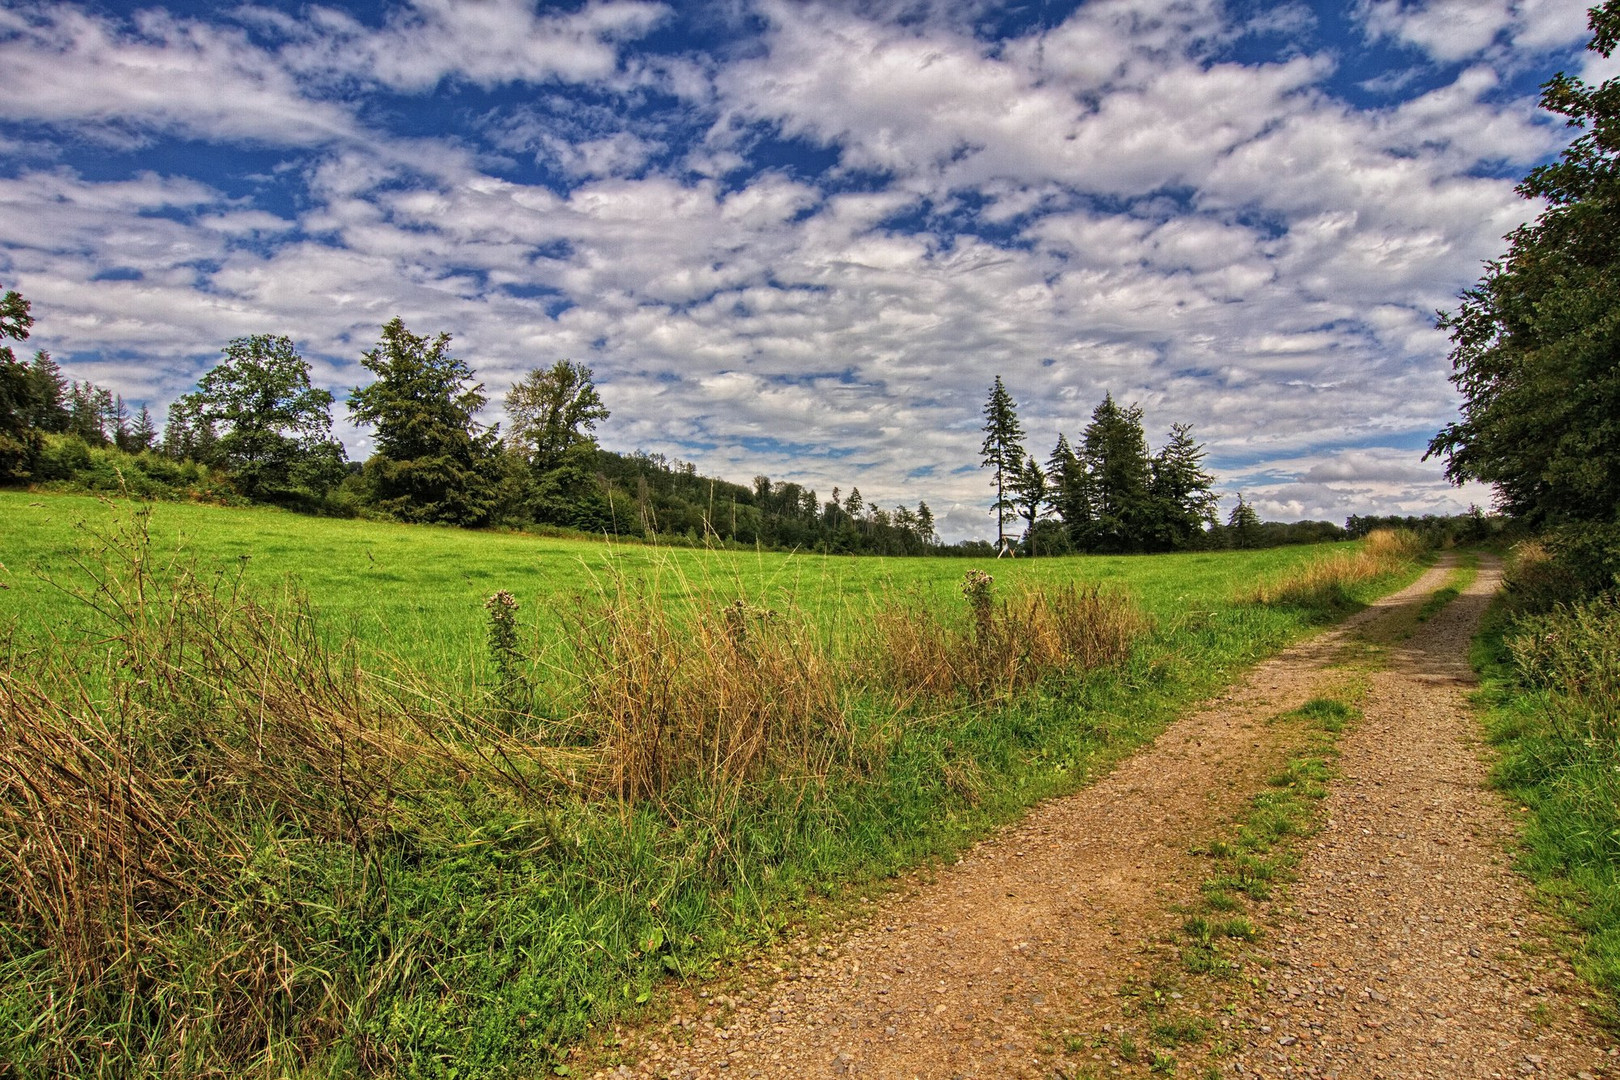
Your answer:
[505,360,609,472]
[195,334,346,500]
[1427,2,1620,588]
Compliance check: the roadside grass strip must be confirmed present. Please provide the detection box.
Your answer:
[1474,587,1620,1030]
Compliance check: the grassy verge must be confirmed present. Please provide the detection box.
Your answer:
[0,498,1429,1078]
[1473,587,1620,1027]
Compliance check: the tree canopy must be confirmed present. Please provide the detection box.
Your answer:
[193,334,345,501]
[348,317,497,526]
[1427,1,1620,585]
[505,360,609,473]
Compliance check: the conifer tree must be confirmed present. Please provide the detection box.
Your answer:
[1046,432,1093,547]
[26,351,68,433]
[131,405,157,453]
[0,285,38,479]
[916,500,937,546]
[1010,453,1049,554]
[1081,393,1152,552]
[68,382,108,444]
[1228,493,1262,549]
[1147,422,1218,551]
[348,317,498,526]
[980,376,1026,554]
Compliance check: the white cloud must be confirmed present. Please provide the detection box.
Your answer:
[1355,0,1588,64]
[0,5,358,146]
[0,0,1592,541]
[283,0,669,91]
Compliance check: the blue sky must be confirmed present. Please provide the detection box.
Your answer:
[0,0,1602,541]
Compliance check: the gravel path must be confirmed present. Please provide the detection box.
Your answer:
[590,556,1613,1080]
[1229,555,1615,1080]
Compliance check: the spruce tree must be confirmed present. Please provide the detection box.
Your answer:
[1081,393,1152,552]
[916,500,937,546]
[26,351,68,433]
[0,285,38,479]
[979,376,1026,554]
[1046,432,1093,548]
[1228,493,1262,549]
[1010,453,1049,554]
[348,317,498,526]
[131,405,157,453]
[68,382,108,444]
[1147,422,1218,551]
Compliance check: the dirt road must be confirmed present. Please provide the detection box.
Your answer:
[593,556,1615,1079]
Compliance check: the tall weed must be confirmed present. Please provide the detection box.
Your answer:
[0,514,555,1076]
[567,569,850,804]
[867,570,1148,704]
[1508,594,1620,742]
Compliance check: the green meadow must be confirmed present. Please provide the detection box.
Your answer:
[1,491,1358,676]
[0,491,1423,1079]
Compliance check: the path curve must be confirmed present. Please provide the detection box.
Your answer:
[595,556,1613,1080]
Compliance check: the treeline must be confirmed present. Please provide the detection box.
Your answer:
[981,377,1270,554]
[0,294,942,553]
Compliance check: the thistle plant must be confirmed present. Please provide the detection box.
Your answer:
[485,589,528,724]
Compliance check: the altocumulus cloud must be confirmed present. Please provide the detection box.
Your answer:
[0,0,1585,539]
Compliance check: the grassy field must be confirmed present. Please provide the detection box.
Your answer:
[1,491,1359,680]
[0,492,1426,1079]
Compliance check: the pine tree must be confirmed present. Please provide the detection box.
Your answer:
[916,500,937,546]
[131,405,157,453]
[980,376,1026,554]
[162,395,217,461]
[1081,393,1152,552]
[68,381,108,444]
[0,285,39,479]
[1147,422,1218,551]
[25,351,68,433]
[1046,432,1093,547]
[1010,453,1049,554]
[1228,493,1262,549]
[111,394,133,452]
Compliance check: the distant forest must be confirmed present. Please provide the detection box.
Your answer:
[1,288,1484,555]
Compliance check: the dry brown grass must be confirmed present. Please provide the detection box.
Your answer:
[866,573,1150,705]
[1242,528,1426,608]
[567,572,851,804]
[0,515,560,1075]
